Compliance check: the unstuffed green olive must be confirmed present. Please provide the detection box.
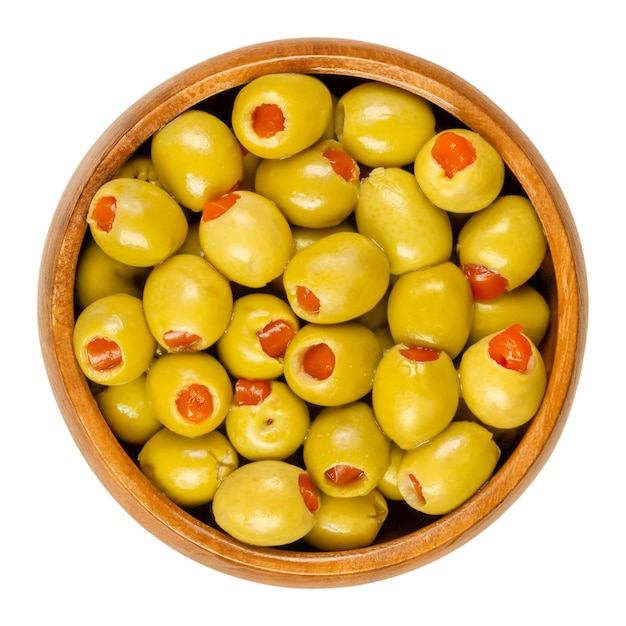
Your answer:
[456,195,548,298]
[74,238,150,311]
[212,460,320,547]
[142,253,233,353]
[468,284,551,347]
[87,177,189,267]
[254,138,360,228]
[387,261,474,359]
[138,428,238,508]
[146,352,233,437]
[335,81,436,167]
[303,401,391,498]
[283,322,382,407]
[458,324,547,429]
[372,344,460,450]
[231,73,333,160]
[397,420,500,515]
[73,293,156,386]
[217,292,300,380]
[151,109,243,212]
[356,166,453,275]
[303,489,388,551]
[95,374,162,446]
[283,231,390,324]
[199,190,293,288]
[226,379,310,461]
[414,128,504,213]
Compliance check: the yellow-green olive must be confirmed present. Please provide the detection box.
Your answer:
[372,344,460,449]
[231,73,333,159]
[151,109,243,211]
[376,441,405,501]
[397,421,500,515]
[356,166,453,275]
[283,322,382,407]
[283,231,390,324]
[87,177,188,267]
[335,81,436,167]
[73,293,156,386]
[199,190,293,288]
[303,402,391,498]
[212,460,320,547]
[138,428,238,508]
[303,489,388,550]
[113,154,161,186]
[254,139,360,228]
[146,352,233,437]
[414,128,504,213]
[142,253,233,353]
[387,261,474,359]
[458,324,547,429]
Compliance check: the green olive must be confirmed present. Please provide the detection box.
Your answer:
[372,344,460,449]
[151,109,243,211]
[283,322,382,407]
[283,231,390,324]
[356,166,453,275]
[397,421,500,515]
[291,222,356,255]
[138,428,238,508]
[225,380,310,461]
[145,352,233,437]
[387,261,474,359]
[303,489,388,550]
[73,293,156,386]
[231,73,333,159]
[113,154,161,186]
[254,138,360,228]
[414,128,504,213]
[212,460,320,547]
[456,195,548,291]
[458,325,547,429]
[198,190,293,288]
[335,81,436,167]
[216,292,300,380]
[87,177,188,267]
[468,284,551,347]
[74,239,150,311]
[95,374,162,445]
[303,401,391,498]
[142,254,233,353]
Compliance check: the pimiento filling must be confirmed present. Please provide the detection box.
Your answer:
[325,464,365,486]
[257,319,296,358]
[235,378,272,406]
[431,131,477,178]
[399,345,441,362]
[163,330,202,351]
[296,285,321,313]
[488,324,532,373]
[323,148,360,182]
[252,103,285,138]
[176,383,214,423]
[92,195,117,232]
[302,343,335,380]
[464,263,508,300]
[202,192,239,221]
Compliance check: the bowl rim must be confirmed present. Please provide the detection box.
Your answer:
[38,37,588,588]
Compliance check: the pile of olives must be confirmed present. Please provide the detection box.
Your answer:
[72,72,551,550]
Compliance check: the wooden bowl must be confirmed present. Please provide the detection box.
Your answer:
[38,38,588,588]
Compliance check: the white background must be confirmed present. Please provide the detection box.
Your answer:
[3,2,622,624]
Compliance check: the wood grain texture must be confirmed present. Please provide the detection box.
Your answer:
[37,38,588,588]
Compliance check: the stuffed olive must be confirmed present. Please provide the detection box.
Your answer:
[217,292,300,380]
[199,190,293,288]
[414,128,504,213]
[151,109,243,212]
[142,253,233,353]
[459,324,547,429]
[283,231,390,324]
[303,402,391,499]
[87,177,188,267]
[146,352,233,438]
[283,322,382,407]
[372,344,460,450]
[73,293,156,386]
[231,72,333,160]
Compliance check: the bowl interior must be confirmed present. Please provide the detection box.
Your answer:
[38,38,587,588]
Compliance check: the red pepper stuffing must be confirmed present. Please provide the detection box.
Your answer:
[408,473,426,506]
[399,346,441,362]
[325,464,365,486]
[252,103,285,138]
[202,192,239,221]
[176,383,214,423]
[162,330,202,351]
[257,319,296,358]
[296,285,320,314]
[302,343,335,380]
[92,196,117,232]
[464,263,508,300]
[488,324,532,373]
[235,379,272,406]
[323,148,360,182]
[298,473,320,513]
[85,337,122,371]
[431,131,477,178]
